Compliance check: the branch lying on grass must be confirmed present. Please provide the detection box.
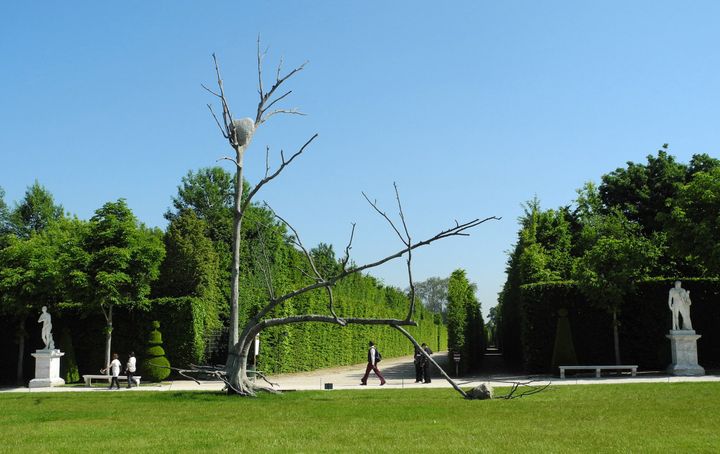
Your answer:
[148,362,279,394]
[492,379,552,400]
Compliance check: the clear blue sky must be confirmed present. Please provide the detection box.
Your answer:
[2,1,720,317]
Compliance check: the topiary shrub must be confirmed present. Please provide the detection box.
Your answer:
[141,321,171,382]
[551,308,577,370]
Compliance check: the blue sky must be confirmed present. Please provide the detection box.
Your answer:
[2,1,720,316]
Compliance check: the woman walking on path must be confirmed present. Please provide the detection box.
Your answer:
[360,341,386,386]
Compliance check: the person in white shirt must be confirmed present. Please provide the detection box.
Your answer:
[102,353,122,390]
[360,341,386,386]
[125,351,137,388]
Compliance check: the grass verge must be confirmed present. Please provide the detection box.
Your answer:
[1,382,718,453]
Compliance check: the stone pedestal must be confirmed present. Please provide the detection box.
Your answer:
[666,330,704,376]
[29,349,65,388]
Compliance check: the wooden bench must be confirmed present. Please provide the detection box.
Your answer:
[559,365,637,379]
[83,374,142,387]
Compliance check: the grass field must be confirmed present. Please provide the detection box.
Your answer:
[1,383,719,453]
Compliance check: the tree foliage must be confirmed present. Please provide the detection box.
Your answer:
[664,167,720,275]
[9,181,64,238]
[413,276,449,315]
[84,199,165,367]
[446,269,484,371]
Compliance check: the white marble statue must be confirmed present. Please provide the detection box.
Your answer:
[668,281,693,331]
[38,306,55,350]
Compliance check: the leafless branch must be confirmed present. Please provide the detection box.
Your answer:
[392,183,416,320]
[275,55,283,82]
[208,53,240,150]
[148,362,245,395]
[292,264,318,282]
[362,192,406,243]
[201,84,222,98]
[254,36,308,126]
[264,146,271,178]
[241,134,318,214]
[245,216,500,327]
[493,379,552,399]
[206,104,228,138]
[262,108,306,123]
[339,223,356,271]
[256,36,267,103]
[216,156,239,166]
[261,90,292,113]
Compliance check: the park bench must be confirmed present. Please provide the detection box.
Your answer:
[82,374,142,387]
[559,365,637,379]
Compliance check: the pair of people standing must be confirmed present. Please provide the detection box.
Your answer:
[102,352,137,389]
[414,343,433,383]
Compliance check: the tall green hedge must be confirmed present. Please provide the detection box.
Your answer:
[446,269,485,373]
[61,284,445,378]
[257,275,447,374]
[519,278,720,372]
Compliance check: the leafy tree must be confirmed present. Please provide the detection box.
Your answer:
[156,209,223,331]
[573,210,661,364]
[84,199,165,370]
[687,153,720,177]
[446,269,483,371]
[9,181,64,238]
[166,167,235,245]
[664,167,720,275]
[309,243,341,279]
[413,276,449,315]
[599,146,686,234]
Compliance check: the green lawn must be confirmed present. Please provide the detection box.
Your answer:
[1,383,718,453]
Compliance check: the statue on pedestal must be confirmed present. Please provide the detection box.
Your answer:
[29,306,64,388]
[668,281,693,331]
[665,281,704,376]
[37,306,55,350]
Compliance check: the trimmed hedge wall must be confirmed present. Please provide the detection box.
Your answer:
[258,275,447,374]
[50,284,445,380]
[520,278,720,373]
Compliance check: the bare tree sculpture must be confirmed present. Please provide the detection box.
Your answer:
[203,39,499,396]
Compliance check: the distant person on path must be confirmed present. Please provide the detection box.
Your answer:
[102,353,122,390]
[125,351,137,388]
[360,341,386,386]
[414,346,424,383]
[668,280,693,330]
[421,343,433,383]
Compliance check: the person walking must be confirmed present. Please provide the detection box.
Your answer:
[360,341,386,386]
[125,351,137,388]
[420,343,433,383]
[102,353,122,390]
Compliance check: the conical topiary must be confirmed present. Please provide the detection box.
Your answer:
[551,308,578,370]
[142,321,171,382]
